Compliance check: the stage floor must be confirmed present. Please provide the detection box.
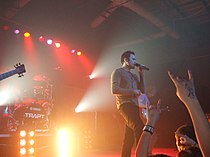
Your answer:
[35,148,178,157]
[0,130,178,157]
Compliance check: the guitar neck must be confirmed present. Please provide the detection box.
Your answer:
[0,69,18,81]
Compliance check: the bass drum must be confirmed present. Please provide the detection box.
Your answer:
[13,103,49,130]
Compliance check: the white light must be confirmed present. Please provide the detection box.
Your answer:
[76,79,114,112]
[89,73,96,80]
[14,29,20,34]
[29,148,35,154]
[20,130,26,137]
[0,91,9,106]
[29,131,35,137]
[57,129,71,157]
[20,148,26,155]
[20,139,26,146]
[29,139,35,145]
[47,39,53,45]
[0,86,20,106]
[75,103,87,113]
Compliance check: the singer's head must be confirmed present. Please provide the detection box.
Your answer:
[121,50,137,69]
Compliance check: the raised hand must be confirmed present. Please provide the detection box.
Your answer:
[168,70,210,157]
[168,70,197,104]
[146,99,161,127]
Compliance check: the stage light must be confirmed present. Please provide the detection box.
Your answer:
[0,86,22,106]
[71,49,76,53]
[0,91,10,106]
[55,42,61,48]
[20,148,26,155]
[20,130,26,137]
[14,29,20,34]
[24,32,31,37]
[39,36,45,42]
[29,139,35,145]
[19,130,35,157]
[75,103,87,112]
[2,25,9,31]
[29,131,35,137]
[77,51,82,56]
[20,139,26,146]
[89,73,96,79]
[47,39,53,45]
[82,130,93,150]
[76,78,113,112]
[29,148,35,154]
[57,129,71,157]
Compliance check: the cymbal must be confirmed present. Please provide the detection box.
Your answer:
[33,74,48,82]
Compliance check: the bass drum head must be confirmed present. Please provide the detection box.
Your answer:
[13,103,46,122]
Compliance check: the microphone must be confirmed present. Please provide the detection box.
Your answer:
[135,63,150,71]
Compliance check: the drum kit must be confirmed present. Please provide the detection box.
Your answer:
[1,74,54,132]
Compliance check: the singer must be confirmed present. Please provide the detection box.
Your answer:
[110,50,147,157]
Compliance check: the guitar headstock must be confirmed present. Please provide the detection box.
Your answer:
[14,63,26,77]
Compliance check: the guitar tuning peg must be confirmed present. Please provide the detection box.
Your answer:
[18,73,23,77]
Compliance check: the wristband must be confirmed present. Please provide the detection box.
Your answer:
[143,125,154,135]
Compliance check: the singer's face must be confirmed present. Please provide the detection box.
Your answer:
[127,54,136,69]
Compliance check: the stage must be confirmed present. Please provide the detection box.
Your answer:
[0,130,178,157]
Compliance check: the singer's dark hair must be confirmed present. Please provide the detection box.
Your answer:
[121,50,135,64]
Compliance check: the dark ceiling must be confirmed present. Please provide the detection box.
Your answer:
[1,0,210,52]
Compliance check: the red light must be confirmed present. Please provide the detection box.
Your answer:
[2,25,9,31]
[39,36,45,42]
[24,32,31,37]
[77,51,82,56]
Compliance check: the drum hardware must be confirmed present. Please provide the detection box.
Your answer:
[32,74,53,102]
[1,73,55,132]
[2,101,53,131]
[33,74,49,82]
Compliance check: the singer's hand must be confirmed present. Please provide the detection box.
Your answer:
[135,63,149,72]
[138,67,144,73]
[133,89,141,96]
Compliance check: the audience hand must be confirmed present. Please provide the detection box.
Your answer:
[168,70,198,104]
[168,69,210,157]
[146,99,161,127]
